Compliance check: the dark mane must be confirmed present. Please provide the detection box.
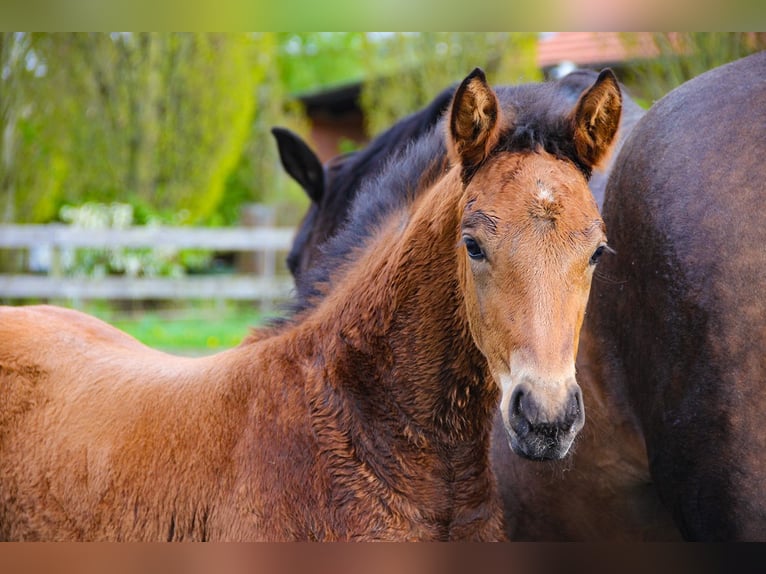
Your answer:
[281,85,456,290]
[324,84,455,212]
[492,83,594,179]
[290,130,447,316]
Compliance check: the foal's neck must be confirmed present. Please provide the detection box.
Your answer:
[308,169,496,441]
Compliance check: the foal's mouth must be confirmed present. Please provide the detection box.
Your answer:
[505,421,580,461]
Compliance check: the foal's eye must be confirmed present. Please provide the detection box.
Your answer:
[589,244,610,265]
[463,237,485,261]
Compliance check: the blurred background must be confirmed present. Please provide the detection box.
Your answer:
[1,32,763,354]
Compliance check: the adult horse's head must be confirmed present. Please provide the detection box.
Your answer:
[450,68,622,460]
[270,127,351,278]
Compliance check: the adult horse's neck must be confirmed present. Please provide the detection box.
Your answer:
[294,168,501,539]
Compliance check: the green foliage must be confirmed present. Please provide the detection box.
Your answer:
[220,33,310,226]
[1,33,73,223]
[0,33,542,230]
[1,33,264,225]
[277,33,367,94]
[58,202,212,279]
[151,34,257,222]
[621,33,766,103]
[359,33,540,137]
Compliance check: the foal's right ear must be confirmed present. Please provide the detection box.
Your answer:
[448,68,502,174]
[271,127,325,203]
[569,69,623,171]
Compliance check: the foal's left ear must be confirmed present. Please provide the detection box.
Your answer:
[570,68,623,171]
[448,68,502,174]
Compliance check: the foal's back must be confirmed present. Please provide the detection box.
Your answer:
[0,305,255,540]
[0,305,345,541]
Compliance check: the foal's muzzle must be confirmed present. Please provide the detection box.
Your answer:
[505,382,585,461]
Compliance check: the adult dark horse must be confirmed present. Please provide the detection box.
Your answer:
[0,69,616,541]
[274,70,678,540]
[590,50,766,541]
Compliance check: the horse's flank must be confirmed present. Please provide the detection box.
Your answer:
[593,49,766,540]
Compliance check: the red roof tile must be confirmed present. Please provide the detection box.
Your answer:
[537,32,659,68]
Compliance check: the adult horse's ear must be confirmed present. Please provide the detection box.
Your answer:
[448,68,503,174]
[570,68,623,171]
[271,127,324,203]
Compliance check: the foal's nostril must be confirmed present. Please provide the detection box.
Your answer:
[563,386,585,431]
[508,385,532,437]
[510,386,525,417]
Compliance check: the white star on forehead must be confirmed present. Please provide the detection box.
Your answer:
[536,180,555,202]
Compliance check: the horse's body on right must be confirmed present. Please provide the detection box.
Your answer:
[592,49,766,540]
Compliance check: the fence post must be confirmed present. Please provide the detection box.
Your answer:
[48,239,70,308]
[238,204,277,314]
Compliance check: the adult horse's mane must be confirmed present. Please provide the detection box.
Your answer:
[281,72,617,320]
[284,131,446,317]
[275,85,456,281]
[325,84,456,205]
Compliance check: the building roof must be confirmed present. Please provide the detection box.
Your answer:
[537,32,659,69]
[297,82,362,116]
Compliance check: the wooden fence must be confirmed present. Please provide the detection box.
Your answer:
[0,223,297,304]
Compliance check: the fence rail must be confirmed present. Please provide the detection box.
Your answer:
[0,224,295,250]
[0,223,297,303]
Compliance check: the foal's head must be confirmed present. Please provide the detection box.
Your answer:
[449,68,621,460]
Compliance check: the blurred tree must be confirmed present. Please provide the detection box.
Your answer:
[0,33,22,223]
[621,33,766,103]
[150,33,256,221]
[2,33,542,229]
[359,33,540,137]
[1,33,541,227]
[276,32,367,94]
[0,33,58,224]
[1,33,260,224]
[222,33,368,226]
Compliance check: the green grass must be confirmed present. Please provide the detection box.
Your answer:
[83,302,281,355]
